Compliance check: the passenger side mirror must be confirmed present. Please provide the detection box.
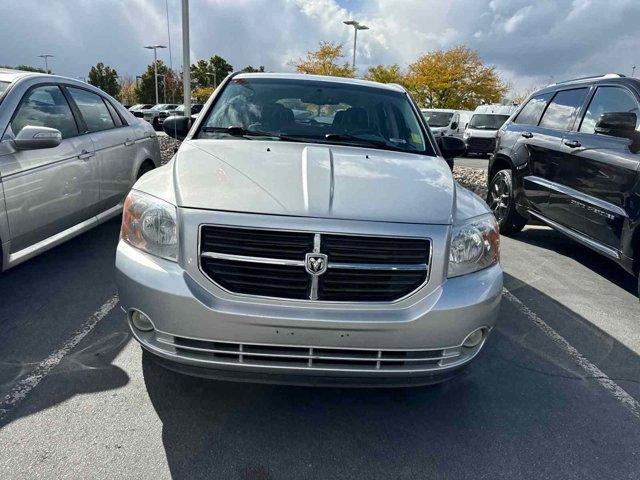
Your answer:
[13,125,62,150]
[450,121,458,130]
[163,115,190,140]
[594,112,637,139]
[437,135,466,160]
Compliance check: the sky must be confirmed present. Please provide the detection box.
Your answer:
[1,0,639,95]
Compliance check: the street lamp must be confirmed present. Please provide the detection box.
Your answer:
[343,20,369,72]
[157,74,167,103]
[38,54,54,73]
[144,45,167,104]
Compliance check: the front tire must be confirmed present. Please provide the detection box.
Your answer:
[487,169,527,235]
[137,161,155,179]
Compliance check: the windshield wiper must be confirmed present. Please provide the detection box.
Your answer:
[324,133,412,152]
[201,126,303,142]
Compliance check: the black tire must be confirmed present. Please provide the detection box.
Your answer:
[137,161,155,179]
[487,169,527,235]
[152,118,160,131]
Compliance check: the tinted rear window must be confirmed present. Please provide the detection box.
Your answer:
[514,93,552,126]
[539,88,588,131]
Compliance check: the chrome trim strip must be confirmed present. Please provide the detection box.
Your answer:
[528,210,621,259]
[200,251,305,267]
[328,262,428,271]
[524,175,627,218]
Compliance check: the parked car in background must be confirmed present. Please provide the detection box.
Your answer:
[0,69,161,270]
[139,104,180,129]
[129,103,154,113]
[489,73,640,296]
[464,104,518,156]
[157,103,204,127]
[116,72,501,387]
[421,108,473,138]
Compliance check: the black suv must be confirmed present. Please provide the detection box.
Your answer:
[488,74,640,295]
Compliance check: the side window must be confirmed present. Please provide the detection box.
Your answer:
[539,88,589,131]
[513,93,553,126]
[67,87,116,133]
[579,87,640,134]
[8,85,78,139]
[104,100,123,127]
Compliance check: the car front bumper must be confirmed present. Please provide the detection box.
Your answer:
[116,238,502,386]
[465,137,496,154]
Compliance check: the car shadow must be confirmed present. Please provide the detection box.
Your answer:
[143,277,640,480]
[0,218,130,427]
[508,226,637,295]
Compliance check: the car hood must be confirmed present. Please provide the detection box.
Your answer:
[173,139,455,224]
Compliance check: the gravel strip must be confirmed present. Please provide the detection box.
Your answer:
[159,136,488,199]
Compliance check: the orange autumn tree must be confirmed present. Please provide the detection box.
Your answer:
[292,41,355,78]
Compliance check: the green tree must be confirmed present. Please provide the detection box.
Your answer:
[406,46,509,109]
[87,62,120,97]
[134,61,182,104]
[291,41,355,78]
[364,64,405,85]
[240,65,265,73]
[191,55,233,88]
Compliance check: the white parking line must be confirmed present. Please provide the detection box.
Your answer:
[0,294,119,420]
[503,288,640,420]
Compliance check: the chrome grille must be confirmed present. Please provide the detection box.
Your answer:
[199,226,430,302]
[163,336,462,372]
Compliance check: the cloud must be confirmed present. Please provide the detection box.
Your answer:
[1,0,639,94]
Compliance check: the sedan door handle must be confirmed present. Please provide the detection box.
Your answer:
[564,140,581,148]
[124,139,135,146]
[78,149,95,160]
[521,131,533,139]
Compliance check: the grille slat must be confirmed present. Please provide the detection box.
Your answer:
[168,336,459,371]
[199,226,430,302]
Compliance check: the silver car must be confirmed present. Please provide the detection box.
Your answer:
[116,73,502,386]
[0,69,161,270]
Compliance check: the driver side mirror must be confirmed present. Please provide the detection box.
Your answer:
[595,112,637,139]
[437,135,466,160]
[163,115,191,141]
[13,125,62,150]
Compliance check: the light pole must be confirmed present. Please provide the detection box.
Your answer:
[181,0,191,116]
[157,74,167,103]
[633,66,636,78]
[343,20,369,72]
[144,45,167,104]
[38,54,54,73]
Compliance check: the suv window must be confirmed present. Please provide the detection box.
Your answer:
[67,87,115,133]
[9,85,78,139]
[514,93,552,125]
[539,88,588,131]
[579,86,640,134]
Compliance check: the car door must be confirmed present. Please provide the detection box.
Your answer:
[0,84,99,254]
[529,87,590,225]
[66,86,137,211]
[506,91,556,213]
[557,85,640,250]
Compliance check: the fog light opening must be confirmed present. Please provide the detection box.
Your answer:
[130,309,154,332]
[462,328,486,348]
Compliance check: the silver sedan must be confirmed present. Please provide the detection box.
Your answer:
[0,69,161,270]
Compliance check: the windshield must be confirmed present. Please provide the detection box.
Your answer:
[151,104,169,111]
[0,81,10,96]
[198,77,429,154]
[422,110,453,127]
[468,114,510,130]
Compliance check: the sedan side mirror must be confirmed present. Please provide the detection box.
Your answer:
[437,135,466,160]
[13,125,62,150]
[163,115,191,141]
[595,112,637,139]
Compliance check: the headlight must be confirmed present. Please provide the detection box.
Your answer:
[447,214,499,278]
[121,190,178,261]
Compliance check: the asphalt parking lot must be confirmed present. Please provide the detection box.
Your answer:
[0,200,639,479]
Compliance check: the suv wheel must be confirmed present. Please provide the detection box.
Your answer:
[137,161,155,179]
[487,169,527,235]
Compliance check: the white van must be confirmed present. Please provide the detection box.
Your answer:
[421,108,473,138]
[463,104,518,156]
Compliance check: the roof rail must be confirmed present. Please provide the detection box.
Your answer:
[548,73,626,86]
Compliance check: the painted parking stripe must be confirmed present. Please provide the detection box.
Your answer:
[0,294,119,420]
[503,288,640,420]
